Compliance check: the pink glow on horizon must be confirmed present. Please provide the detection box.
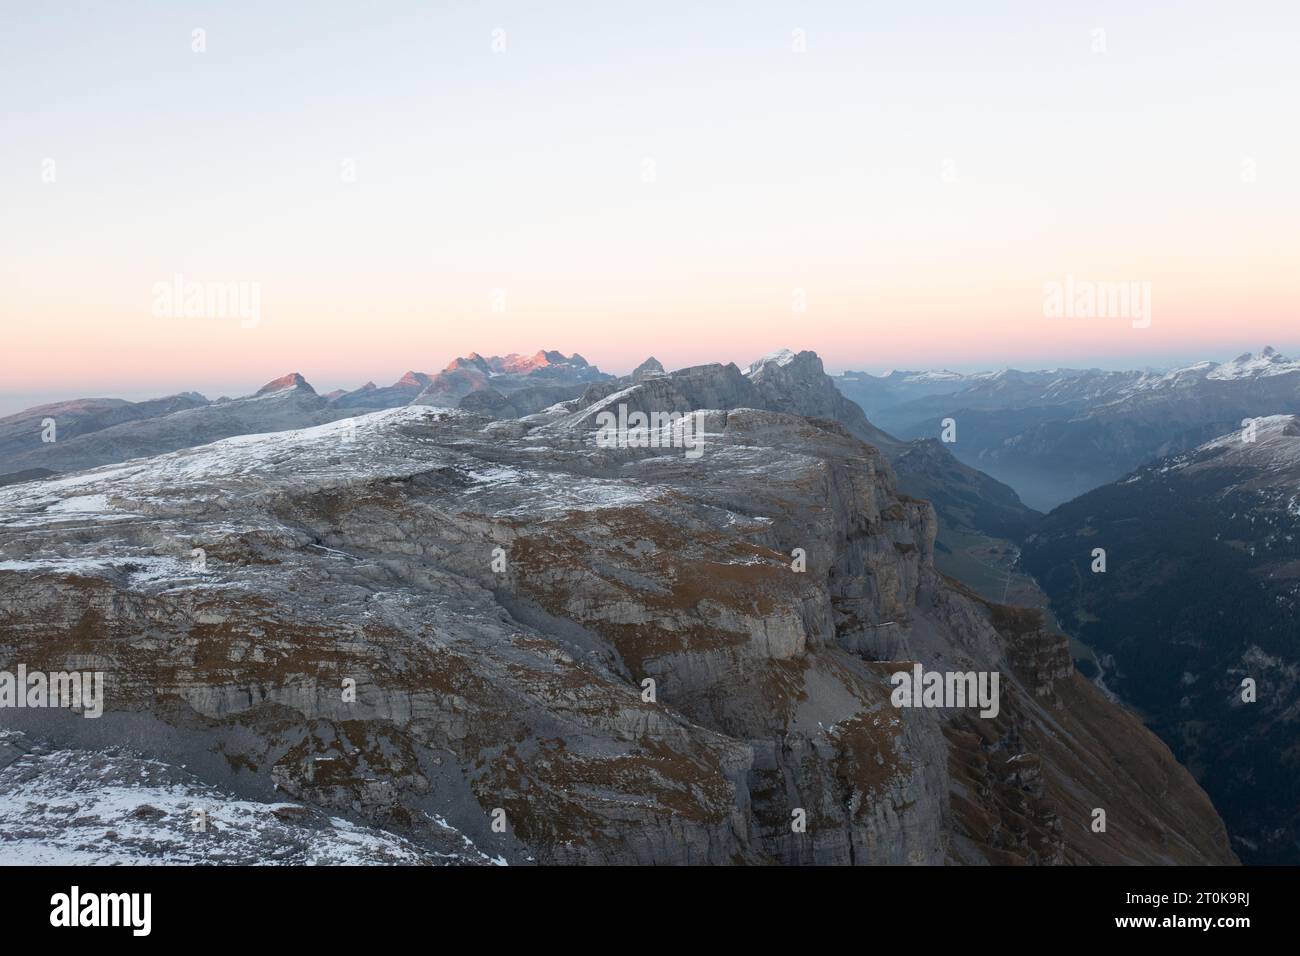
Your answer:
[6,293,1298,406]
[4,2,1298,413]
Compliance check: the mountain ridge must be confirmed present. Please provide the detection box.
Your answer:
[1022,415,1300,863]
[835,347,1300,510]
[0,401,1235,864]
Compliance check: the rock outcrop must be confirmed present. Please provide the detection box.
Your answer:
[0,400,1235,864]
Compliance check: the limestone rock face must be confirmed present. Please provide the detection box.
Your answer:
[0,402,1235,864]
[546,351,1037,546]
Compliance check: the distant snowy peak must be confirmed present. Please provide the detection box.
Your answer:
[441,350,592,376]
[411,351,611,408]
[1245,412,1300,434]
[742,348,798,376]
[864,369,970,383]
[255,372,315,396]
[1135,413,1300,484]
[842,367,1001,384]
[1206,347,1300,381]
[1132,348,1298,388]
[840,348,1298,392]
[1200,413,1300,453]
[493,350,588,373]
[902,369,970,383]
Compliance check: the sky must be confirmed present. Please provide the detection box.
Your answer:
[1,1,1297,414]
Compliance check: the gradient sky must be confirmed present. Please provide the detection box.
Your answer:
[2,1,1297,414]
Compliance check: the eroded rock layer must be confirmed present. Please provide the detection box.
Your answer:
[0,405,1235,864]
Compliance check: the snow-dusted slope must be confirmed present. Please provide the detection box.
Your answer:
[0,393,1234,865]
[0,731,494,865]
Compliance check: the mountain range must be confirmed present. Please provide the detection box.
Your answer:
[4,343,1292,864]
[0,348,1037,559]
[0,381,1232,864]
[835,348,1300,510]
[0,351,608,480]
